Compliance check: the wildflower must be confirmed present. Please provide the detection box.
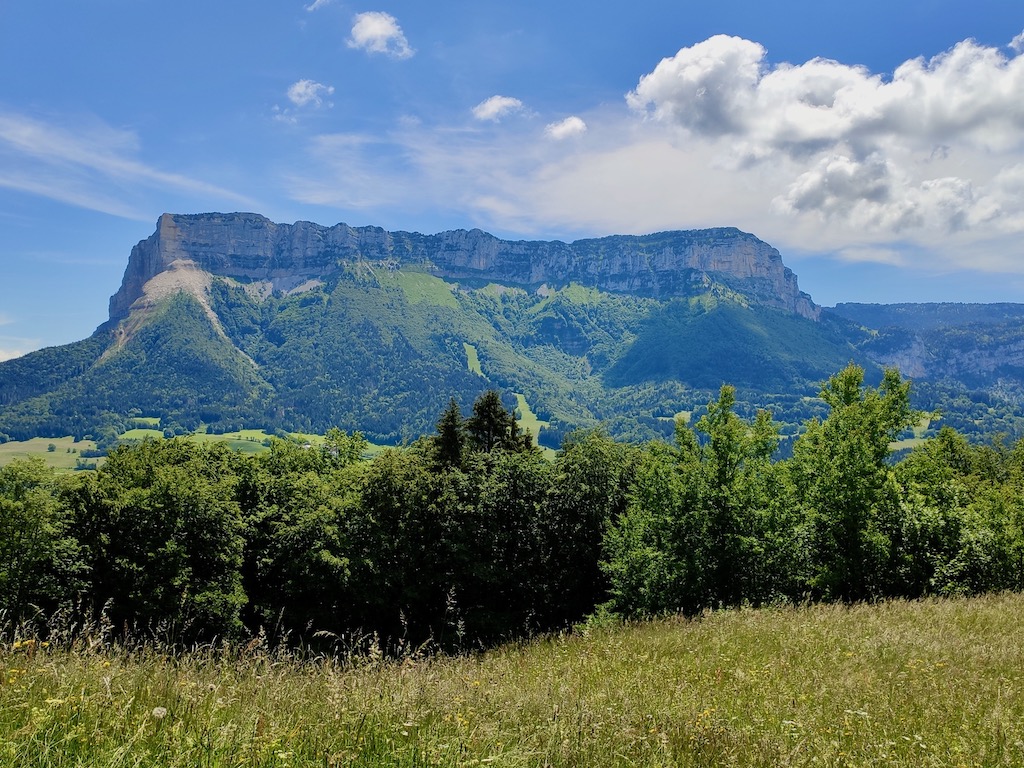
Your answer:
[152,706,169,720]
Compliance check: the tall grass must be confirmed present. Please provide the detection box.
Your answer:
[2,595,1023,766]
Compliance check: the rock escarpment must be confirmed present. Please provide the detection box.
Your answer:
[108,212,819,323]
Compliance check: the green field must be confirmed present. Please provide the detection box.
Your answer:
[0,436,101,471]
[890,415,933,452]
[118,428,165,440]
[188,428,280,454]
[388,270,460,308]
[0,427,387,470]
[2,595,1022,766]
[463,341,484,376]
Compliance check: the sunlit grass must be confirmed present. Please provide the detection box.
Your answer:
[3,595,1023,766]
[0,436,100,471]
[0,428,387,471]
[464,342,483,377]
[513,393,555,458]
[119,428,165,440]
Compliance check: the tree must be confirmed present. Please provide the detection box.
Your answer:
[466,390,526,454]
[695,386,787,606]
[547,430,638,623]
[323,427,367,468]
[0,459,85,621]
[790,364,918,602]
[434,397,467,469]
[73,440,247,640]
[603,386,790,617]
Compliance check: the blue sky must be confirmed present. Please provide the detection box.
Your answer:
[2,0,1023,359]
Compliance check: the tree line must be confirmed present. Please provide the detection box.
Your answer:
[3,365,1024,649]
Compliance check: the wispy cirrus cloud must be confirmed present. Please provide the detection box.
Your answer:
[0,111,253,219]
[347,11,414,59]
[0,330,40,362]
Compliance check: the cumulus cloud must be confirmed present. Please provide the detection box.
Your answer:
[287,79,335,108]
[288,33,1024,277]
[1011,31,1024,53]
[347,11,414,59]
[472,96,524,122]
[627,35,766,135]
[626,34,1024,240]
[545,116,587,140]
[629,34,1024,155]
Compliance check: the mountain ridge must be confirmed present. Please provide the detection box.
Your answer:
[107,213,819,325]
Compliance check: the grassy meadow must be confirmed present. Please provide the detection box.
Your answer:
[0,437,100,471]
[3,595,1023,767]
[0,428,336,471]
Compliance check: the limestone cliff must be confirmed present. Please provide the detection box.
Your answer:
[108,212,819,323]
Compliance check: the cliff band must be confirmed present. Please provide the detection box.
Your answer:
[108,213,819,323]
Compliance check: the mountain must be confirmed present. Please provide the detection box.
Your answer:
[1,213,1023,447]
[108,213,819,323]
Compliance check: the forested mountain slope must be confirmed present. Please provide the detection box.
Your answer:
[2,214,1024,446]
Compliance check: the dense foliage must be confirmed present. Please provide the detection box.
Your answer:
[4,370,1024,649]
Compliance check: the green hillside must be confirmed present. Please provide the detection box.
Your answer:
[0,293,272,443]
[5,262,1024,447]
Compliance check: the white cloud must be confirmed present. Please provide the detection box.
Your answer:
[545,116,587,140]
[1011,31,1024,53]
[287,79,335,108]
[347,11,414,59]
[0,348,29,362]
[472,96,524,122]
[0,332,39,362]
[623,34,1024,245]
[288,33,1024,278]
[628,34,1024,156]
[305,0,331,10]
[627,35,766,135]
[835,246,906,266]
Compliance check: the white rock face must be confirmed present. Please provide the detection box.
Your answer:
[108,213,820,323]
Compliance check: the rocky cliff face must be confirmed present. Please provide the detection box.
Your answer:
[108,212,819,323]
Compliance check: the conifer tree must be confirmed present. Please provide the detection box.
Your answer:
[435,397,467,468]
[466,390,523,453]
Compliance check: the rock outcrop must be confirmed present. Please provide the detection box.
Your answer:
[108,212,819,324]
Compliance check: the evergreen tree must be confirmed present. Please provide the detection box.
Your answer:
[434,397,467,469]
[466,390,525,453]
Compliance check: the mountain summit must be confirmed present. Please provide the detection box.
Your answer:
[108,213,819,325]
